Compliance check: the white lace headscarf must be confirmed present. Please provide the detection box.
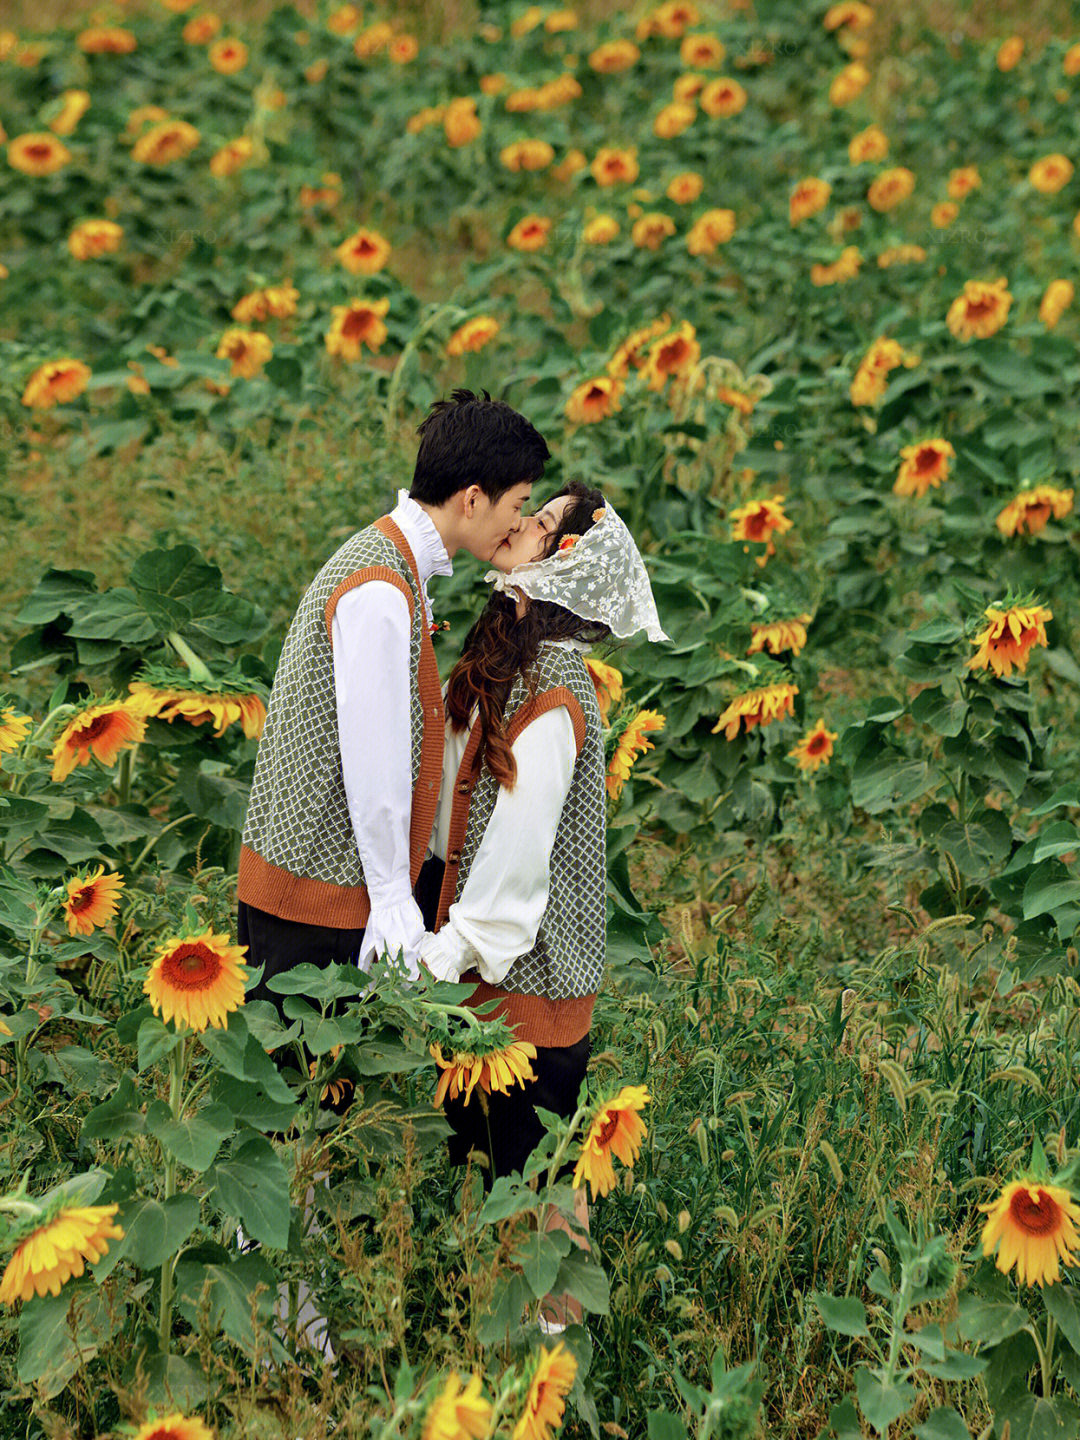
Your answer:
[484,497,671,643]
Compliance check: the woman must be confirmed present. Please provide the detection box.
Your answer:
[415,479,668,1330]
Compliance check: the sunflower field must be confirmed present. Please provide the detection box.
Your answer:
[4,0,1080,1435]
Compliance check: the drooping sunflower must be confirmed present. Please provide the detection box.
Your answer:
[354,22,392,57]
[978,1178,1080,1286]
[674,72,707,102]
[572,1086,650,1199]
[127,678,267,739]
[700,77,747,117]
[712,681,798,740]
[507,215,552,252]
[730,494,793,557]
[421,1371,492,1440]
[591,147,639,187]
[996,35,1023,70]
[78,26,137,52]
[747,616,812,657]
[131,119,200,165]
[606,709,665,801]
[446,316,500,357]
[51,700,145,783]
[335,227,391,276]
[309,1044,353,1107]
[443,96,482,147]
[966,602,1053,678]
[216,328,273,379]
[995,484,1074,537]
[946,277,1012,342]
[867,166,915,213]
[810,246,862,286]
[144,930,249,1032]
[21,358,92,409]
[553,148,588,182]
[210,137,255,179]
[893,438,955,498]
[641,322,700,391]
[877,244,927,268]
[1039,279,1074,330]
[789,177,831,225]
[686,207,736,255]
[789,719,839,773]
[565,376,623,425]
[0,1205,124,1305]
[584,658,624,720]
[500,139,555,172]
[653,102,696,140]
[849,336,919,406]
[63,866,125,937]
[232,282,299,324]
[607,316,671,378]
[824,2,875,30]
[48,90,91,137]
[183,13,221,44]
[511,1342,578,1440]
[829,60,870,106]
[588,39,640,72]
[326,298,390,359]
[430,1038,538,1108]
[68,220,123,260]
[0,706,32,755]
[130,1415,215,1440]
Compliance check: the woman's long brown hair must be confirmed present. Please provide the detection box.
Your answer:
[445,481,611,788]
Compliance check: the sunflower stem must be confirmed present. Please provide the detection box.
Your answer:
[1044,1313,1056,1396]
[166,631,216,687]
[9,705,76,796]
[545,1105,589,1192]
[116,747,135,807]
[158,1032,188,1355]
[384,301,459,440]
[129,814,198,874]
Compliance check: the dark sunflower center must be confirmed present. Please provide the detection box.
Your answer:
[80,714,114,742]
[69,887,95,913]
[745,512,770,538]
[596,1113,619,1147]
[807,733,829,754]
[915,447,941,472]
[1010,1188,1060,1236]
[162,942,222,991]
[965,296,998,319]
[342,310,372,337]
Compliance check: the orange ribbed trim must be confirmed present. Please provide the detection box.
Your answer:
[238,843,372,928]
[461,979,596,1048]
[325,566,414,644]
[506,686,586,754]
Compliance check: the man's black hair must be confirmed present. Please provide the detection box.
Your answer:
[410,388,551,505]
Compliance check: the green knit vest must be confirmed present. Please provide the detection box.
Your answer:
[437,643,606,999]
[240,518,443,921]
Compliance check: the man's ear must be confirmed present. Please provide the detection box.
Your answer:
[462,484,483,518]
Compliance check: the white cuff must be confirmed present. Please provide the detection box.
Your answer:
[359,897,426,977]
[365,875,415,911]
[418,927,475,983]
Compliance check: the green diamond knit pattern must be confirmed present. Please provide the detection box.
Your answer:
[450,643,606,999]
[242,525,426,887]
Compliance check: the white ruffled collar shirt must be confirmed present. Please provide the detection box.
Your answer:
[390,488,453,624]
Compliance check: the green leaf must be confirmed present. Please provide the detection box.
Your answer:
[554,1247,611,1316]
[910,688,968,737]
[98,1193,201,1275]
[151,1104,234,1173]
[80,1073,146,1143]
[1022,864,1080,921]
[177,765,251,834]
[515,1230,570,1299]
[15,568,97,626]
[1043,1282,1080,1357]
[854,1371,916,1435]
[67,589,157,644]
[1033,822,1080,863]
[914,1408,977,1440]
[173,1252,282,1353]
[207,1135,291,1248]
[812,1291,870,1337]
[18,1285,121,1397]
[137,1016,183,1072]
[954,1295,1029,1346]
[647,1413,689,1440]
[1031,786,1080,816]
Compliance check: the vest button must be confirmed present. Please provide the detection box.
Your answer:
[448,849,461,864]
[457,782,470,795]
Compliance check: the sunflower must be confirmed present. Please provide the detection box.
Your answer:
[584,658,623,720]
[641,322,699,391]
[0,1205,124,1305]
[553,148,588,182]
[507,216,551,252]
[389,35,419,62]
[686,208,735,255]
[1029,153,1074,195]
[124,105,171,141]
[680,33,724,68]
[545,9,577,32]
[748,616,812,657]
[447,316,500,357]
[572,1086,650,1199]
[49,90,91,137]
[824,2,875,29]
[789,177,831,225]
[606,709,665,801]
[511,1342,578,1440]
[68,220,123,260]
[298,172,342,206]
[931,200,958,228]
[653,102,696,140]
[730,494,792,557]
[421,1372,492,1440]
[0,707,32,755]
[850,336,919,406]
[8,132,72,176]
[665,172,703,204]
[1064,42,1080,77]
[210,137,255,178]
[131,1416,215,1440]
[444,97,481,147]
[893,438,955,498]
[995,485,1074,538]
[209,37,248,72]
[216,328,272,379]
[876,244,927,268]
[947,165,980,200]
[591,147,639,186]
[1039,279,1074,330]
[588,39,639,72]
[335,228,391,275]
[327,3,360,32]
[127,679,267,739]
[500,140,555,172]
[641,2,701,41]
[326,298,390,358]
[131,120,200,165]
[566,376,623,425]
[309,1044,353,1107]
[77,26,137,53]
[946,276,1012,341]
[232,282,299,324]
[966,602,1052,678]
[789,719,839,772]
[183,14,221,44]
[848,125,888,163]
[829,60,870,106]
[700,77,747,117]
[354,22,392,57]
[583,214,619,244]
[996,35,1024,71]
[632,212,677,250]
[21,358,91,409]
[607,316,672,378]
[144,930,249,1032]
[430,1039,538,1108]
[867,166,915,212]
[63,866,125,937]
[51,700,144,783]
[810,246,862,286]
[712,681,798,740]
[674,72,707,102]
[978,1179,1080,1286]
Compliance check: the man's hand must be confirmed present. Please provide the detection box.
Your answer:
[358,895,426,979]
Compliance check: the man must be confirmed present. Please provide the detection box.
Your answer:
[237,389,551,1004]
